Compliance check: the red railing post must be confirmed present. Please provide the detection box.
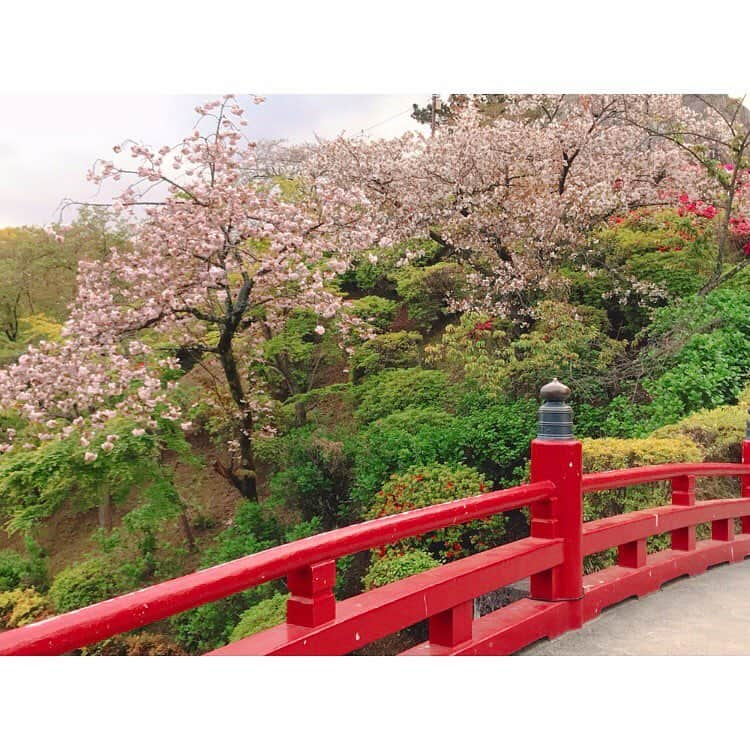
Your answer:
[529,379,584,620]
[742,412,750,534]
[671,475,696,551]
[428,601,474,647]
[618,538,647,568]
[286,560,336,627]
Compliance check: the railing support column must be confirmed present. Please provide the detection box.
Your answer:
[671,475,696,551]
[429,601,473,647]
[618,538,647,568]
[530,379,584,615]
[286,560,336,627]
[742,416,750,533]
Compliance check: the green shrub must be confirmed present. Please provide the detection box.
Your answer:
[268,427,354,528]
[48,557,130,613]
[0,415,194,536]
[349,296,399,333]
[651,404,746,463]
[0,539,48,592]
[362,549,440,591]
[633,288,750,430]
[455,398,538,485]
[348,238,443,293]
[393,262,466,330]
[351,408,463,505]
[581,437,702,572]
[0,588,52,628]
[171,502,283,653]
[424,302,623,403]
[354,368,449,425]
[350,332,422,383]
[81,633,186,656]
[366,463,504,561]
[200,502,282,567]
[230,593,288,642]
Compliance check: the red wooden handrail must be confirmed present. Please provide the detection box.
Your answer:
[0,480,554,656]
[582,462,750,493]
[1,420,748,656]
[210,535,564,656]
[582,496,750,555]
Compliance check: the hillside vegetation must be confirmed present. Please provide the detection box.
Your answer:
[1,94,749,654]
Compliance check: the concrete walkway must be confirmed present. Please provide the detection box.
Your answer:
[521,559,750,655]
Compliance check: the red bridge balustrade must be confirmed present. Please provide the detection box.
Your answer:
[1,380,749,656]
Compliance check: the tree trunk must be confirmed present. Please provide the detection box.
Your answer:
[294,399,307,427]
[218,341,258,501]
[179,510,197,553]
[98,495,113,532]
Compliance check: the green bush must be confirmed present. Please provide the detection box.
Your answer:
[0,587,52,628]
[48,557,130,613]
[268,427,354,528]
[350,332,422,383]
[367,463,503,562]
[349,296,399,333]
[393,262,466,330]
[634,288,750,430]
[581,436,702,572]
[362,549,440,591]
[354,367,449,425]
[81,633,186,656]
[230,593,288,642]
[0,539,47,592]
[455,398,538,485]
[651,403,746,463]
[424,303,623,403]
[171,502,283,653]
[351,408,463,505]
[0,415,194,536]
[348,238,443,293]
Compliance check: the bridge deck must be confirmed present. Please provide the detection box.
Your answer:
[521,559,750,655]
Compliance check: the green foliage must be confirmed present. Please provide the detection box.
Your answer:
[81,633,186,656]
[171,502,283,653]
[362,549,440,591]
[581,437,702,572]
[349,296,399,333]
[0,587,52,628]
[393,261,465,330]
[366,463,503,562]
[651,403,747,463]
[258,309,341,402]
[0,314,63,364]
[346,239,443,293]
[200,501,282,567]
[48,557,130,613]
[426,303,623,403]
[0,538,48,592]
[230,592,288,642]
[351,408,463,505]
[350,331,422,383]
[268,426,354,527]
[354,367,449,424]
[0,416,195,536]
[454,397,537,485]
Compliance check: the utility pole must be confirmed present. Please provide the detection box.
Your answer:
[431,93,438,136]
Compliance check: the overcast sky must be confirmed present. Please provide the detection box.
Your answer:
[0,94,429,228]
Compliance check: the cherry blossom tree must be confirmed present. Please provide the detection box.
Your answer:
[0,96,377,500]
[621,94,750,292]
[316,95,701,319]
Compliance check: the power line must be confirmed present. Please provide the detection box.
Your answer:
[358,107,414,136]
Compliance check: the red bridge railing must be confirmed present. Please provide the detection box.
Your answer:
[1,380,749,656]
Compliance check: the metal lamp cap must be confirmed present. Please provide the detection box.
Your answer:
[537,378,574,440]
